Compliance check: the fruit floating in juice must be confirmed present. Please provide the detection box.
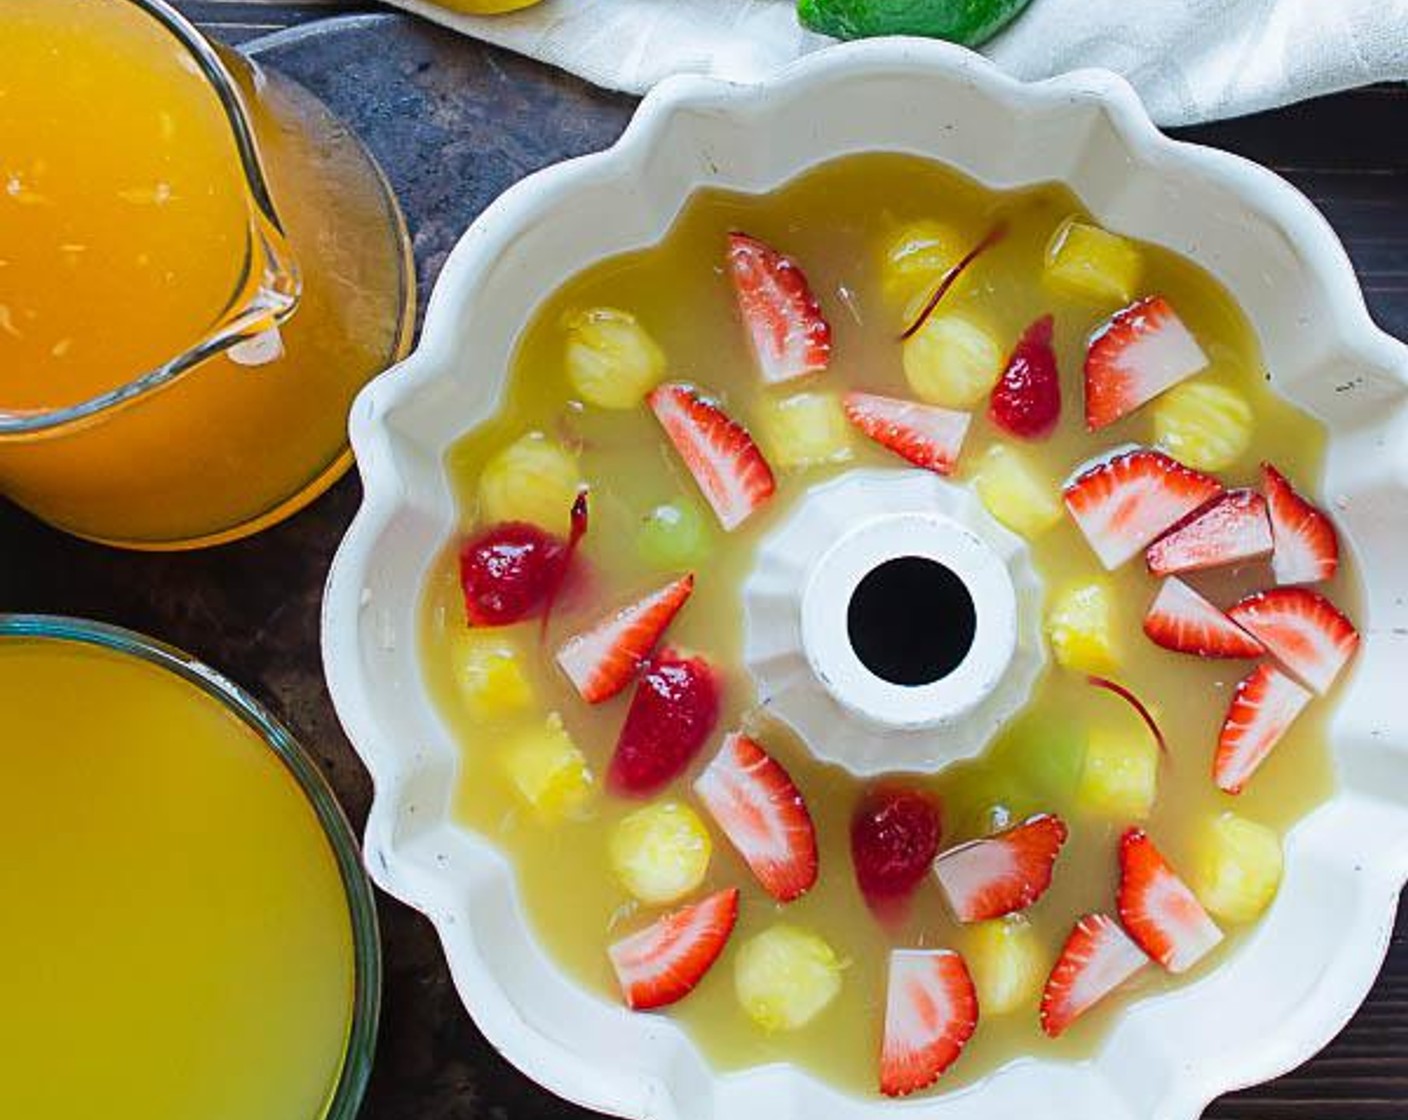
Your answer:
[420,153,1359,1096]
[0,0,411,547]
[0,632,358,1120]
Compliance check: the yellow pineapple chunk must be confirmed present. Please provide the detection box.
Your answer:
[1077,725,1159,819]
[972,444,1063,539]
[477,431,582,534]
[966,915,1046,1015]
[734,925,843,1032]
[499,713,593,821]
[1190,812,1283,923]
[1153,381,1254,472]
[903,313,1004,409]
[881,219,965,312]
[756,391,853,470]
[1045,579,1119,675]
[563,307,666,409]
[1043,218,1143,304]
[448,630,534,720]
[608,801,712,906]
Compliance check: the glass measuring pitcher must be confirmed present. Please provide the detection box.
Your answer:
[0,0,414,548]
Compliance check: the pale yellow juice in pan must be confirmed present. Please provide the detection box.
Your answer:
[421,154,1353,1093]
[0,637,356,1120]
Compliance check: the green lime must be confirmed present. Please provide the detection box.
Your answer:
[798,0,1034,45]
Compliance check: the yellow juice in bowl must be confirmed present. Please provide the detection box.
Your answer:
[0,621,373,1120]
[0,0,413,548]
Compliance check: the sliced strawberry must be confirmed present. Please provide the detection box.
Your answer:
[556,574,694,703]
[990,314,1061,439]
[1262,462,1340,585]
[727,232,831,384]
[608,650,720,797]
[932,813,1068,923]
[1227,586,1360,694]
[607,887,739,1009]
[1146,489,1273,576]
[649,383,775,532]
[693,732,817,902]
[1214,663,1313,794]
[1085,296,1208,429]
[842,391,971,475]
[880,949,978,1097]
[1064,448,1222,569]
[1040,913,1149,1038]
[1143,577,1264,659]
[1117,828,1223,973]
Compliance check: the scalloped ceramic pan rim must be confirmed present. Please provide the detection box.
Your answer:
[321,37,1408,1120]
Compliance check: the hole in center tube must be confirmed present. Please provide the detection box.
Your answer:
[846,556,976,687]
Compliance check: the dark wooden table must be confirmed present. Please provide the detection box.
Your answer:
[4,3,1406,1117]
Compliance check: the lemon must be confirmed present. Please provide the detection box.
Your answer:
[434,0,544,15]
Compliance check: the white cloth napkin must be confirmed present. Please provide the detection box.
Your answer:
[386,0,1408,126]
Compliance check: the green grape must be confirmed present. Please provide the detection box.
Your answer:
[637,500,711,569]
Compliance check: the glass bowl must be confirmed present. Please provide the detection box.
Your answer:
[0,613,380,1120]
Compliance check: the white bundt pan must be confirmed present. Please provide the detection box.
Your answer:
[322,38,1408,1120]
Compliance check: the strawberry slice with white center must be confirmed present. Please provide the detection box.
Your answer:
[1117,828,1223,973]
[932,813,1068,923]
[727,232,832,384]
[693,732,818,902]
[1214,663,1313,794]
[1085,296,1208,429]
[1040,913,1149,1038]
[1227,586,1360,694]
[1064,448,1222,569]
[841,391,971,475]
[1146,488,1273,576]
[1143,576,1264,659]
[608,887,739,1010]
[880,949,979,1097]
[648,383,776,531]
[1263,462,1340,585]
[556,574,695,703]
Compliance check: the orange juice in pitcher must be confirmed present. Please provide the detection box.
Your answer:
[0,0,414,547]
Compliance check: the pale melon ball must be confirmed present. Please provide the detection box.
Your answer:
[609,801,712,906]
[563,307,666,409]
[477,431,582,534]
[902,313,1004,409]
